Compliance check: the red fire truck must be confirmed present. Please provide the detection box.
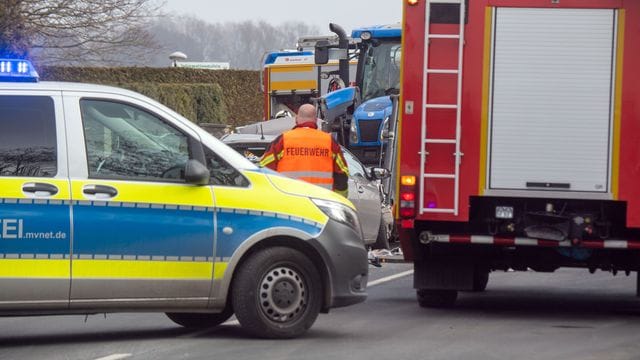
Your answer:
[398,0,640,307]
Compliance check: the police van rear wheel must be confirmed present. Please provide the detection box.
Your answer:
[232,246,322,339]
[165,307,233,329]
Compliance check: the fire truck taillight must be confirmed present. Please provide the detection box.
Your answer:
[407,0,419,5]
[400,175,417,218]
[400,191,416,218]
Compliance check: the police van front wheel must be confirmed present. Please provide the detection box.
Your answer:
[232,246,322,339]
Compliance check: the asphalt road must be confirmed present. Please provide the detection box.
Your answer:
[2,263,640,360]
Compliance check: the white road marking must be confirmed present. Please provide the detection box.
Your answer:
[368,270,414,287]
[93,354,132,360]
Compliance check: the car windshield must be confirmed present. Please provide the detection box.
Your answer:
[360,40,402,102]
[341,148,366,178]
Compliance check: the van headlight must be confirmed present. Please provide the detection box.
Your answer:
[312,198,362,234]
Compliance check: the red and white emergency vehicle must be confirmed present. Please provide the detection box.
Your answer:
[398,0,640,307]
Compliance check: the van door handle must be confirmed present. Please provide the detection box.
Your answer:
[22,182,59,196]
[83,185,118,198]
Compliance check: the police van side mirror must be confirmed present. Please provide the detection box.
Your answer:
[185,159,210,185]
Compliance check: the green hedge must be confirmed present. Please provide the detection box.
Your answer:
[38,66,263,126]
[124,83,228,125]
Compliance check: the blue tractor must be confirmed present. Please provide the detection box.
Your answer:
[349,24,401,165]
[316,24,401,166]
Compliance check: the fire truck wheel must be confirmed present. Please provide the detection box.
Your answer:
[166,307,233,329]
[372,217,390,250]
[416,289,458,308]
[472,270,489,292]
[232,246,322,339]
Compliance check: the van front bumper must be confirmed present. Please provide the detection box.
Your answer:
[309,219,368,309]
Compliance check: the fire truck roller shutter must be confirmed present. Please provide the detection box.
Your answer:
[488,8,616,193]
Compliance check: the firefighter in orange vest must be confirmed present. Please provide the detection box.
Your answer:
[260,104,350,197]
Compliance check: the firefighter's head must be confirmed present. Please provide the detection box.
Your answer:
[295,104,317,125]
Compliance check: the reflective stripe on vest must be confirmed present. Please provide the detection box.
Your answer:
[277,128,334,189]
[279,171,333,189]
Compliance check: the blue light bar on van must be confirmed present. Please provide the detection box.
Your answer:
[0,59,39,82]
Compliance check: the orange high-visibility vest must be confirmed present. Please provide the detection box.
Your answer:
[277,127,334,190]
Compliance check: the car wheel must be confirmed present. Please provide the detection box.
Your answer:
[166,307,233,329]
[232,246,322,339]
[372,217,390,250]
[416,289,458,308]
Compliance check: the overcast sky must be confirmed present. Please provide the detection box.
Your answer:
[162,0,402,34]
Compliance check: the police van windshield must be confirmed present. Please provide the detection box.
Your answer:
[360,40,402,102]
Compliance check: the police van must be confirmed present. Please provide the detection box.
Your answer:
[0,59,368,339]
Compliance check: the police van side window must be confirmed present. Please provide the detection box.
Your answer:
[80,99,190,182]
[204,147,249,187]
[0,96,57,177]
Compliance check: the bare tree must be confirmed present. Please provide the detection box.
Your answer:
[0,0,31,57]
[1,0,162,65]
[148,16,320,69]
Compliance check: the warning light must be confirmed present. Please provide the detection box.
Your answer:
[0,58,39,82]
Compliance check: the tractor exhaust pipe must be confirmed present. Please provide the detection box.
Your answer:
[329,23,350,87]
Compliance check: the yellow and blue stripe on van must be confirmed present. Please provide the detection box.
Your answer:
[1,171,329,281]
